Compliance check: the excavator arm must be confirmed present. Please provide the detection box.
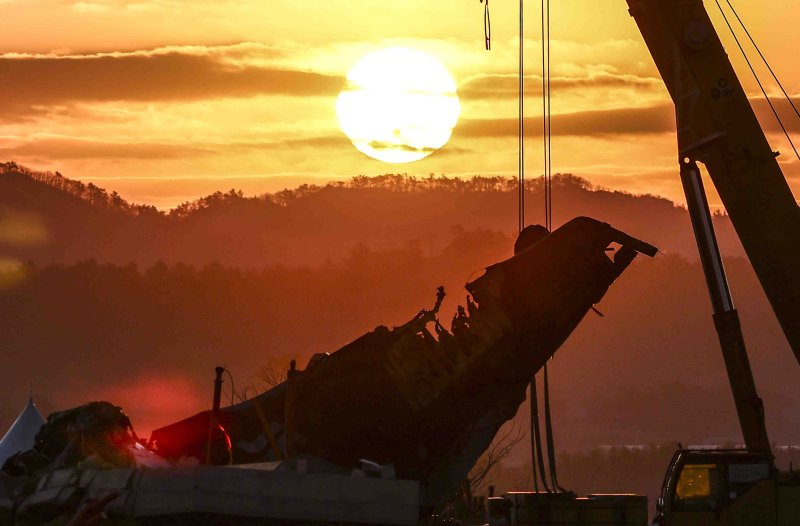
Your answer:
[626,0,800,365]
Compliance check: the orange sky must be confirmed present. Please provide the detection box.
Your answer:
[1,0,799,208]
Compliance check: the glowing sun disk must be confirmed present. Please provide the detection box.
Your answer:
[336,47,461,163]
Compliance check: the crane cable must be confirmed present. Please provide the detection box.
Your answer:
[714,0,800,160]
[723,0,800,122]
[520,0,548,494]
[511,0,549,494]
[542,0,552,233]
[533,0,551,493]
[519,0,525,232]
[515,0,547,493]
[539,0,566,494]
[480,0,565,494]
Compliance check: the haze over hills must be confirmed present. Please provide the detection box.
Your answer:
[0,162,744,267]
[0,161,797,495]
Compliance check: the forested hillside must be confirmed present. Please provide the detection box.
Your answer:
[0,162,744,268]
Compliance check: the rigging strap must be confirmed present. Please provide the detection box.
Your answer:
[544,364,566,491]
[530,374,552,493]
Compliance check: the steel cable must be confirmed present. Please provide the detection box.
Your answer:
[714,0,800,160]
[519,0,525,232]
[724,0,800,122]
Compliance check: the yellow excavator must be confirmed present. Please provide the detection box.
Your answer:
[487,1,800,525]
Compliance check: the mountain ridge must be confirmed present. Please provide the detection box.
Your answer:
[0,161,744,268]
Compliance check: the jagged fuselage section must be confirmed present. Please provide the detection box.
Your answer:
[150,217,657,508]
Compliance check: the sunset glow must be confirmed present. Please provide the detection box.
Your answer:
[0,0,796,208]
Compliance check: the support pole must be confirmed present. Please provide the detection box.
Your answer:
[206,366,225,465]
[284,359,297,458]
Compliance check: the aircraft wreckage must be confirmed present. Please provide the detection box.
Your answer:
[0,217,656,525]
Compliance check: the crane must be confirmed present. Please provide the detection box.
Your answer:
[485,1,800,525]
[629,0,800,370]
[627,0,800,523]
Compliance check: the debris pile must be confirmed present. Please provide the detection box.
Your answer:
[3,401,139,477]
[150,217,657,508]
[0,217,656,524]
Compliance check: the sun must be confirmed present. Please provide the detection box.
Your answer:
[336,47,461,164]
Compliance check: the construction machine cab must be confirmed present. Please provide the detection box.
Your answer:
[655,449,773,524]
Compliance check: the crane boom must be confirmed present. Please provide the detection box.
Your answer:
[479,4,800,523]
[627,0,800,366]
